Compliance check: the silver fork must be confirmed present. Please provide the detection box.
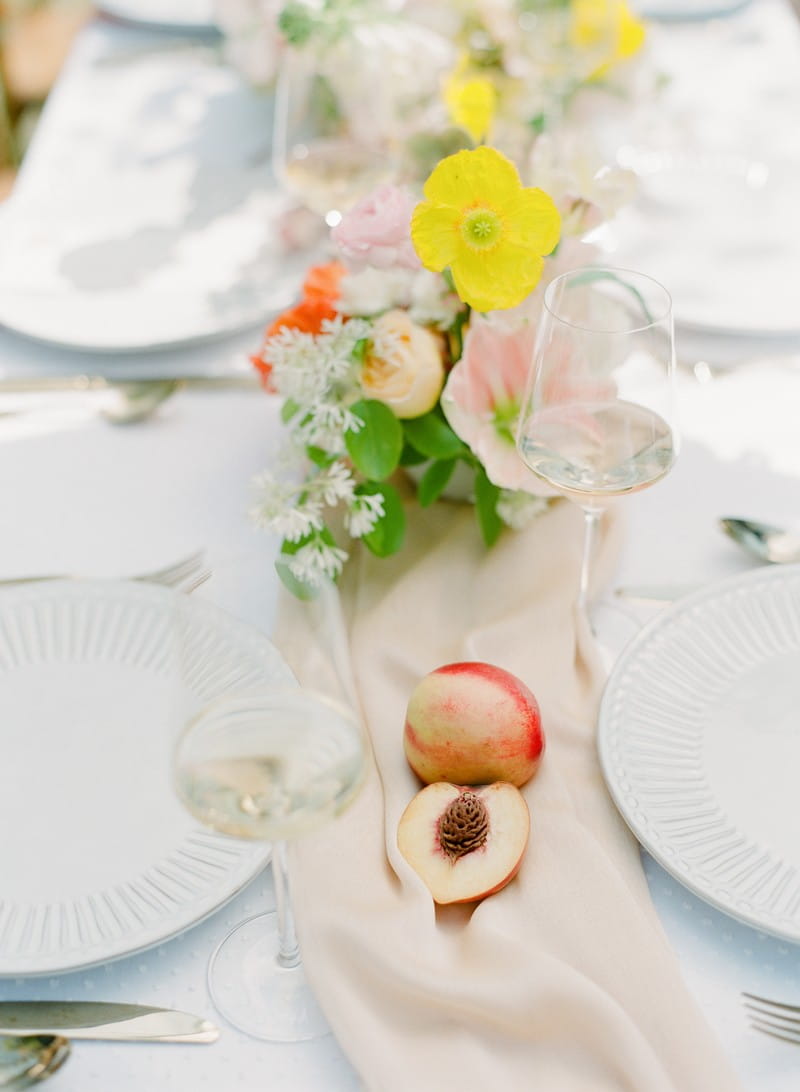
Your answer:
[743,992,800,1045]
[0,551,211,594]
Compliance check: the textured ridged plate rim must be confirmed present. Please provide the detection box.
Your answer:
[0,581,292,977]
[598,565,800,943]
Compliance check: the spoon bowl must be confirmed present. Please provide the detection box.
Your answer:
[720,517,800,564]
[0,1036,70,1088]
[103,379,183,425]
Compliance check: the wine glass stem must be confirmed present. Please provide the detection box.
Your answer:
[272,840,300,969]
[578,505,603,614]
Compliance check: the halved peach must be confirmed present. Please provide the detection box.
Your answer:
[397,781,529,905]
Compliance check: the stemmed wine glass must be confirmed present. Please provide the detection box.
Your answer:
[516,266,677,612]
[272,41,397,227]
[173,580,366,1042]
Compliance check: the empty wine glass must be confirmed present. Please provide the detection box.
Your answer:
[516,266,677,611]
[517,0,615,137]
[272,19,452,224]
[173,581,366,1042]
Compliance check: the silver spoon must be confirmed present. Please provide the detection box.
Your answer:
[0,379,181,427]
[102,379,182,424]
[720,517,800,564]
[0,1036,70,1088]
[0,374,259,427]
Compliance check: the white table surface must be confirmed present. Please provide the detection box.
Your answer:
[1,7,800,1091]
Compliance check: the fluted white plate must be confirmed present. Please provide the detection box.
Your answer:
[599,565,800,942]
[0,581,293,976]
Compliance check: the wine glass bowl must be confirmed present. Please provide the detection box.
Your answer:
[272,39,399,224]
[516,266,676,608]
[174,687,366,843]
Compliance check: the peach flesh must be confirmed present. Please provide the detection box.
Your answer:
[397,781,530,905]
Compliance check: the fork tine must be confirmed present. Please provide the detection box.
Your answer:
[746,1004,800,1030]
[742,992,800,1015]
[136,551,204,587]
[177,569,212,595]
[748,1019,800,1046]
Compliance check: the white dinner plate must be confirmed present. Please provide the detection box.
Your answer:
[0,581,293,976]
[608,153,800,336]
[0,31,311,353]
[97,0,217,32]
[631,0,752,21]
[599,565,800,943]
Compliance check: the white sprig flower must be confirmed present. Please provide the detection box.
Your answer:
[335,268,416,317]
[266,328,331,407]
[249,467,324,542]
[319,315,373,374]
[314,461,356,507]
[496,490,551,530]
[266,316,372,418]
[345,490,386,538]
[408,270,463,330]
[368,323,405,373]
[287,539,349,587]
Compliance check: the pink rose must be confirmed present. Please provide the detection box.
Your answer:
[331,185,422,272]
[441,316,557,497]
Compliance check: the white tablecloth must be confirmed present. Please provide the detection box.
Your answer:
[1,6,799,1091]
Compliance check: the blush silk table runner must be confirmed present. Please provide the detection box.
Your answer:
[286,498,742,1092]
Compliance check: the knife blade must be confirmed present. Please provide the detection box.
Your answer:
[614,583,699,605]
[0,1002,218,1043]
[0,374,259,394]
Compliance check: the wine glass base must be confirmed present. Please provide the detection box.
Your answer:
[207,912,332,1042]
[591,600,645,672]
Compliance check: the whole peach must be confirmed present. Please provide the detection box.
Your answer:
[403,661,544,788]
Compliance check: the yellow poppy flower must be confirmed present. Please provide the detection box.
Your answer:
[444,72,497,144]
[571,0,646,78]
[411,146,561,314]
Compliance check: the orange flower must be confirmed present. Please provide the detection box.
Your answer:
[302,261,345,302]
[253,262,346,388]
[266,296,339,340]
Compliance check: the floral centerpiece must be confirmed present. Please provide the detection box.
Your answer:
[250,141,636,595]
[216,0,650,181]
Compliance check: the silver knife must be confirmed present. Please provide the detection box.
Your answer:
[614,583,699,605]
[0,1002,219,1043]
[0,374,259,394]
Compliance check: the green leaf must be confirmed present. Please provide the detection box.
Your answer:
[399,443,427,467]
[417,459,457,507]
[345,400,403,480]
[274,557,322,600]
[402,411,466,461]
[277,3,316,46]
[306,445,334,468]
[281,398,300,424]
[474,466,503,547]
[358,482,406,558]
[351,337,369,364]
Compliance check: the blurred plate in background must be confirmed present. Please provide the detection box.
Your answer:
[0,26,313,353]
[607,152,800,336]
[96,0,218,32]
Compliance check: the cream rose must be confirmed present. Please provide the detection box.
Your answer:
[361,310,445,419]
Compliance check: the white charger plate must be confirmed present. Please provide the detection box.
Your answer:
[609,153,800,336]
[599,565,800,943]
[0,580,293,977]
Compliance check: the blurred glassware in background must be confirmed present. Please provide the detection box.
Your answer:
[272,2,452,223]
